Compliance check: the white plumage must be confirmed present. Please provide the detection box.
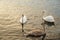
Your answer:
[20,15,27,24]
[43,16,55,22]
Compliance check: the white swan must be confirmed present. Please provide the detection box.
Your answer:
[20,14,27,24]
[20,14,27,32]
[43,16,55,22]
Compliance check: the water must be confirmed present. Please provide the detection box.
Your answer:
[0,0,60,16]
[44,0,60,16]
[0,0,60,40]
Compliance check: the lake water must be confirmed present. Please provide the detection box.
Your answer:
[0,0,60,40]
[0,0,60,16]
[44,0,60,16]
